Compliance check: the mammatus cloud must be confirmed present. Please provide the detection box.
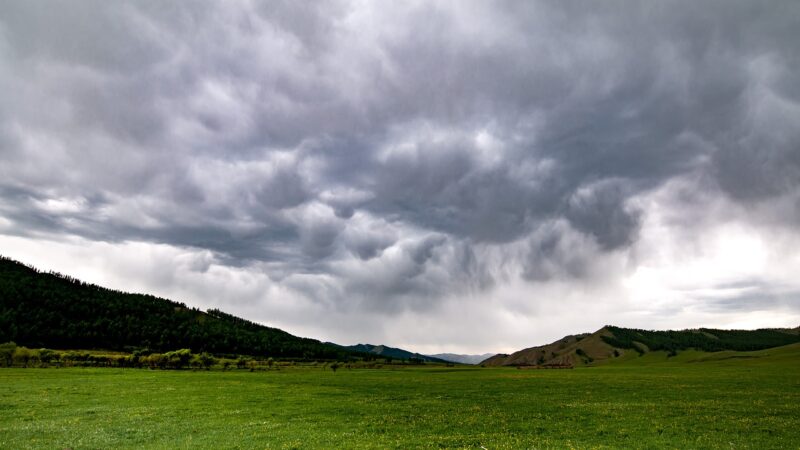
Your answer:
[1,1,799,352]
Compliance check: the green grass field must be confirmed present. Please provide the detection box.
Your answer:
[1,345,799,449]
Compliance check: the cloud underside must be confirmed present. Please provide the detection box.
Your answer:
[1,1,799,351]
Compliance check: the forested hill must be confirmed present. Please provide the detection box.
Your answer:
[601,325,800,353]
[0,256,354,360]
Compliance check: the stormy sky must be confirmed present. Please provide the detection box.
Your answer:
[1,1,799,353]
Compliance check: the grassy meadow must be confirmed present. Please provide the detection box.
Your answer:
[1,345,799,449]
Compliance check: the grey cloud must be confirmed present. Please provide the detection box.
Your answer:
[712,87,800,202]
[297,210,344,260]
[333,235,453,313]
[344,227,396,261]
[692,281,800,314]
[346,237,385,261]
[0,2,169,72]
[565,180,642,250]
[522,221,600,282]
[253,0,347,55]
[250,165,311,210]
[1,0,800,319]
[366,134,534,242]
[333,206,355,220]
[407,235,446,266]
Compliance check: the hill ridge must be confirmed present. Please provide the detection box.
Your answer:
[481,324,800,367]
[337,343,450,363]
[0,255,355,360]
[428,352,496,365]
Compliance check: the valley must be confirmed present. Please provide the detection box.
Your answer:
[2,344,798,448]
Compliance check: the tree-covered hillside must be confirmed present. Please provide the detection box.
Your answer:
[0,256,354,360]
[602,325,800,354]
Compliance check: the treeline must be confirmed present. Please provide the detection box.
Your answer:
[602,326,800,354]
[0,256,356,360]
[0,342,220,369]
[0,342,426,371]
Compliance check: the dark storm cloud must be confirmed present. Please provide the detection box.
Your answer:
[1,0,799,315]
[564,180,642,250]
[521,220,604,283]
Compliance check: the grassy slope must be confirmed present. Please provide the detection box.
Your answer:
[604,341,800,366]
[482,327,621,367]
[483,325,800,367]
[1,346,798,449]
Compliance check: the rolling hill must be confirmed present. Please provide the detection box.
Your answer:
[428,352,496,365]
[339,343,450,363]
[481,325,800,367]
[5,254,797,366]
[0,256,357,360]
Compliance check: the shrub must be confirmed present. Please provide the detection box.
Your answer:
[13,347,39,368]
[38,348,58,367]
[164,349,192,369]
[145,353,166,369]
[199,352,216,370]
[0,342,16,367]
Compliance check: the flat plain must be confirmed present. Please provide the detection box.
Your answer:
[1,345,799,449]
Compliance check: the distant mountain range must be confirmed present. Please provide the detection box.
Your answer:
[428,353,496,365]
[481,325,800,366]
[337,343,450,363]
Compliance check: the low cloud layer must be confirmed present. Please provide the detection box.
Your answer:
[1,1,799,352]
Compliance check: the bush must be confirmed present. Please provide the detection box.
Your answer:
[38,348,58,367]
[0,342,16,367]
[164,349,192,369]
[13,347,38,367]
[145,353,166,369]
[198,352,216,370]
